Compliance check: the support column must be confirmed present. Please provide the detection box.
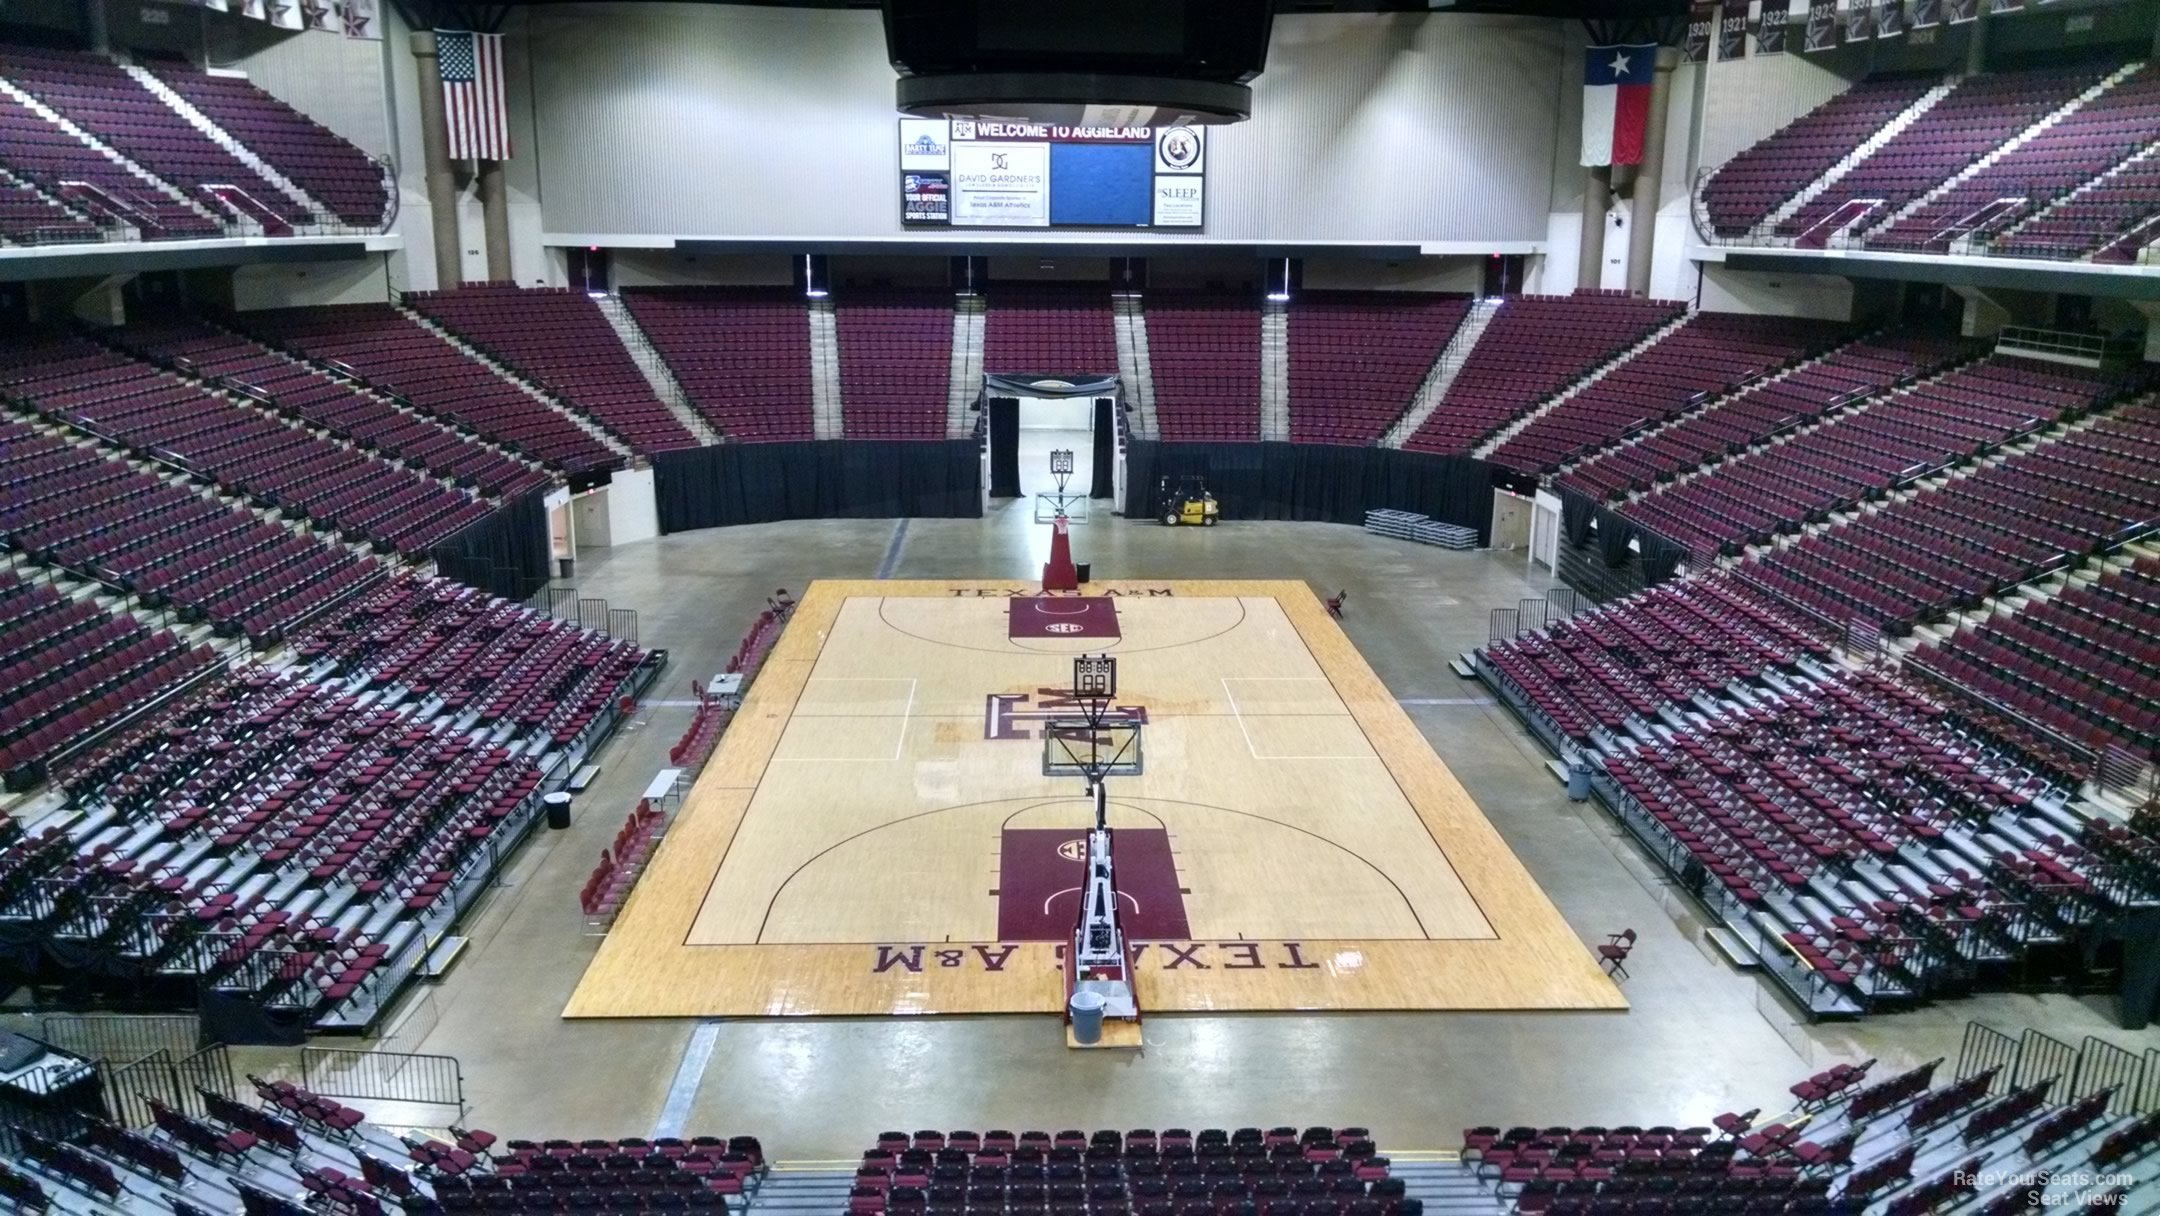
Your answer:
[1966,7,1990,73]
[1577,168,1610,291]
[1625,47,1681,298]
[408,30,463,291]
[478,159,512,282]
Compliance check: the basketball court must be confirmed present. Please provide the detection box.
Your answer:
[565,580,1624,1018]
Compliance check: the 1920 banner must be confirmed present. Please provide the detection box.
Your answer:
[1684,1,1715,61]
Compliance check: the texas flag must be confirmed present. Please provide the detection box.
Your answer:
[1581,44,1658,166]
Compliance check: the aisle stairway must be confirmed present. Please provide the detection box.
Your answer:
[594,294,717,444]
[1383,298,1500,449]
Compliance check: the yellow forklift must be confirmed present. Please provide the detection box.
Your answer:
[1155,474,1219,527]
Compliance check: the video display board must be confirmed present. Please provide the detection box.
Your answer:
[899,118,1204,229]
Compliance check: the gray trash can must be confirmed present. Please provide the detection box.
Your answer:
[1067,989,1106,1045]
[1566,759,1593,802]
[557,557,575,580]
[544,791,573,830]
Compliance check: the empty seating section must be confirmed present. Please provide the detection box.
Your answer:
[1910,558,2160,778]
[290,575,649,748]
[984,287,1119,377]
[0,421,379,644]
[0,175,99,244]
[1738,399,2160,636]
[406,287,699,454]
[620,288,814,441]
[1871,64,2160,253]
[0,333,491,556]
[1459,1062,2151,1215]
[115,319,547,498]
[8,572,656,1023]
[1287,292,1469,445]
[0,45,308,232]
[1620,357,2118,559]
[238,304,621,472]
[1997,150,2160,262]
[1403,295,1681,454]
[1479,576,1829,743]
[5,1079,764,1216]
[143,57,388,228]
[1593,667,2145,1012]
[0,571,215,791]
[1486,313,1843,475]
[1776,67,2112,246]
[40,668,544,1018]
[1559,333,1967,501]
[1701,76,1938,236]
[1145,294,1262,442]
[835,290,954,440]
[0,89,217,238]
[849,1126,1406,1216]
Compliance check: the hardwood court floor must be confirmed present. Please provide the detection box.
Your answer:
[565,580,1624,1017]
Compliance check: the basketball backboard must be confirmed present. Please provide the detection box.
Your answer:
[1041,717,1143,780]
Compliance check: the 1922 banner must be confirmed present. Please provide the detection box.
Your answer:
[1759,0,1793,51]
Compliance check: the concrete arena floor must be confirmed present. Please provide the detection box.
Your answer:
[387,501,2153,1157]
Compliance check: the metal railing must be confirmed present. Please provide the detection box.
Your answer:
[1954,1022,2021,1093]
[1956,1021,2160,1114]
[38,1015,200,1064]
[301,1047,466,1116]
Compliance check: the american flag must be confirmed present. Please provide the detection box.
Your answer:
[438,30,510,162]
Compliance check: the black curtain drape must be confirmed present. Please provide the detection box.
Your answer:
[1090,399,1114,500]
[1121,442,1498,542]
[430,487,549,600]
[1594,506,1636,567]
[652,440,983,533]
[1558,486,1596,548]
[1636,526,1688,586]
[988,398,1021,499]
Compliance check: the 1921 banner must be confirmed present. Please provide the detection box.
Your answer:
[1720,0,1752,57]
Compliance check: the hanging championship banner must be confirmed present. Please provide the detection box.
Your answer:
[1910,0,1941,24]
[1844,0,1875,39]
[1759,0,1793,51]
[1719,0,1752,57]
[1684,1,1715,62]
[1946,0,1981,22]
[1805,0,1840,49]
[1990,0,2023,12]
[1877,0,1905,35]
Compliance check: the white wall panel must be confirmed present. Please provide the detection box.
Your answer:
[212,26,392,159]
[1697,47,1855,173]
[529,6,1566,245]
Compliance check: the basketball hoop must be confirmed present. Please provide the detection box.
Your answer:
[1037,448,1087,523]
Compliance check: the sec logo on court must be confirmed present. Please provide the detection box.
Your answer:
[1044,622,1084,633]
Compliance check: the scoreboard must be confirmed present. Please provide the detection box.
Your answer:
[899,118,1205,230]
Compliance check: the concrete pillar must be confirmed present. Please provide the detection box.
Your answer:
[408,30,463,292]
[1966,8,1990,73]
[1577,168,1610,292]
[1625,47,1681,298]
[478,159,512,282]
[71,277,129,327]
[85,0,111,52]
